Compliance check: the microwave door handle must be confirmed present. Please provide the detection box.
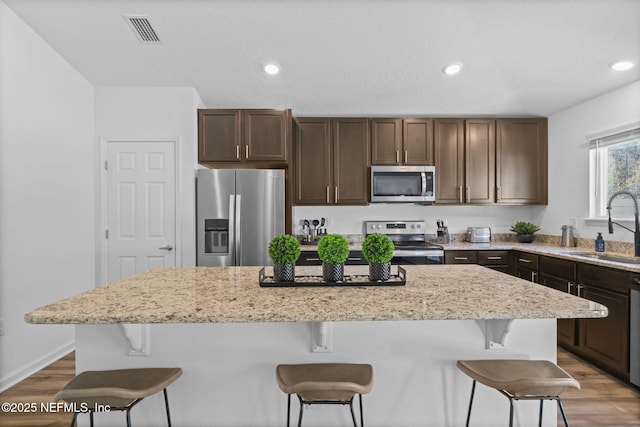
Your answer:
[421,172,427,196]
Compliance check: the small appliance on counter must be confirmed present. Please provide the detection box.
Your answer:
[560,225,576,247]
[466,227,491,243]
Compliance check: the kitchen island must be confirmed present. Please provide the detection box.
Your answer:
[26,265,606,427]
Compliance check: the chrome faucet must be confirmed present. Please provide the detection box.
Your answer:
[607,190,640,256]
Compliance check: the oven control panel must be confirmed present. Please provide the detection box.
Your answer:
[365,220,425,235]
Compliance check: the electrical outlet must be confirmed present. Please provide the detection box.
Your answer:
[0,318,4,336]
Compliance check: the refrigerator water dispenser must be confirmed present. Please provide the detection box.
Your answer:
[204,219,229,254]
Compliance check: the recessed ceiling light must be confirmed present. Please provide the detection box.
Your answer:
[610,60,634,71]
[264,64,280,75]
[443,63,463,76]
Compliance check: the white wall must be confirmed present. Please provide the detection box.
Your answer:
[94,86,204,278]
[539,80,640,242]
[0,1,95,390]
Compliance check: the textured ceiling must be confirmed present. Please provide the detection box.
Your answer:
[5,0,640,116]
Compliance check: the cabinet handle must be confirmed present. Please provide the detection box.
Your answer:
[567,281,575,294]
[335,186,338,202]
[518,258,532,263]
[458,186,463,203]
[454,257,469,260]
[306,257,320,261]
[531,272,537,282]
[245,145,249,159]
[497,186,502,202]
[466,186,470,203]
[326,186,330,204]
[347,257,362,261]
[396,150,400,163]
[487,256,502,260]
[404,150,408,163]
[236,145,240,159]
[633,277,640,285]
[577,284,584,297]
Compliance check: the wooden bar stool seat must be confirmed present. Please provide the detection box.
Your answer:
[54,367,182,427]
[276,363,374,427]
[457,359,580,427]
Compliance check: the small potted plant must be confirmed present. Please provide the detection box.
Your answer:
[362,233,395,281]
[510,221,541,243]
[268,234,301,282]
[317,234,350,282]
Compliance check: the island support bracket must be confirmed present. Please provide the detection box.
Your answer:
[310,321,333,353]
[482,319,514,350]
[120,324,151,356]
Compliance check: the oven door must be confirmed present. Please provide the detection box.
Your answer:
[391,249,444,265]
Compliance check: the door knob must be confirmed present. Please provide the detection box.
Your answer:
[159,245,173,251]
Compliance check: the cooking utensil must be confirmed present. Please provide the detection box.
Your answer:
[312,219,319,228]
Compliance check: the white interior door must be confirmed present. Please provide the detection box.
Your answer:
[106,140,176,282]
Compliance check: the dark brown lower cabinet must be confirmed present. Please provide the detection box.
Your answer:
[539,256,577,348]
[513,251,539,282]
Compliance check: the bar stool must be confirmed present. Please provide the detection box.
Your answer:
[275,363,374,427]
[456,359,580,427]
[54,367,182,427]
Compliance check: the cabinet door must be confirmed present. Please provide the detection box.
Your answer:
[198,109,242,162]
[403,119,434,165]
[579,285,629,376]
[496,118,548,204]
[371,118,402,165]
[515,267,538,283]
[294,119,332,205]
[434,119,464,204]
[244,110,288,162]
[540,274,577,347]
[465,119,495,204]
[333,118,369,205]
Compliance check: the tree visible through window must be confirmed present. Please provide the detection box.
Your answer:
[590,127,640,218]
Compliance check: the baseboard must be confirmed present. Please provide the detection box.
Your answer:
[0,341,75,393]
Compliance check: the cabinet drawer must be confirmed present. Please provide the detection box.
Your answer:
[578,263,629,294]
[514,252,539,269]
[540,256,576,281]
[445,250,478,264]
[478,251,509,265]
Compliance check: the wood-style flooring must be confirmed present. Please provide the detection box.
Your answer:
[0,349,638,426]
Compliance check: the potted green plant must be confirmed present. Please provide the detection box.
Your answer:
[361,233,395,281]
[317,234,350,282]
[510,221,541,243]
[268,234,301,282]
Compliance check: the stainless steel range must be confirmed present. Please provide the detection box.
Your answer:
[365,220,444,265]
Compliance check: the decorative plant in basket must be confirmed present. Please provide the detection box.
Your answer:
[510,221,541,243]
[361,233,395,281]
[317,234,350,282]
[268,234,301,282]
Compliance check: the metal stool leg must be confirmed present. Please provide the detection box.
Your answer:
[508,399,514,427]
[538,400,544,427]
[359,393,364,427]
[163,388,172,427]
[557,398,570,427]
[465,380,476,427]
[126,408,132,427]
[286,394,291,427]
[69,412,78,427]
[89,411,94,427]
[349,397,357,427]
[296,395,304,427]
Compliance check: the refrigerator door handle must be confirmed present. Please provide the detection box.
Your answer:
[228,194,236,265]
[235,194,242,264]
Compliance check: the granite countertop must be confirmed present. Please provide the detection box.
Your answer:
[24,265,607,325]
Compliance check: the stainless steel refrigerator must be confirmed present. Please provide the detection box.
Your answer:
[196,168,285,266]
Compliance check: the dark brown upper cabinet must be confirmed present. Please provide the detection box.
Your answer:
[294,118,369,205]
[370,118,433,165]
[435,119,495,205]
[198,109,290,165]
[496,118,548,205]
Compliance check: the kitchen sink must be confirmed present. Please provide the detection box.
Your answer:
[565,251,640,265]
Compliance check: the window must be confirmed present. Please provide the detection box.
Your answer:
[590,126,640,218]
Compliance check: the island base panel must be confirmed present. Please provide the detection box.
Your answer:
[74,319,557,426]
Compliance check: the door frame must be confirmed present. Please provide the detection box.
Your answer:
[98,137,182,286]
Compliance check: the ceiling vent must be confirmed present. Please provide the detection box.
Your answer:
[124,15,161,44]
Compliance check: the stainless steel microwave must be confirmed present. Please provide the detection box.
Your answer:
[371,165,435,203]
